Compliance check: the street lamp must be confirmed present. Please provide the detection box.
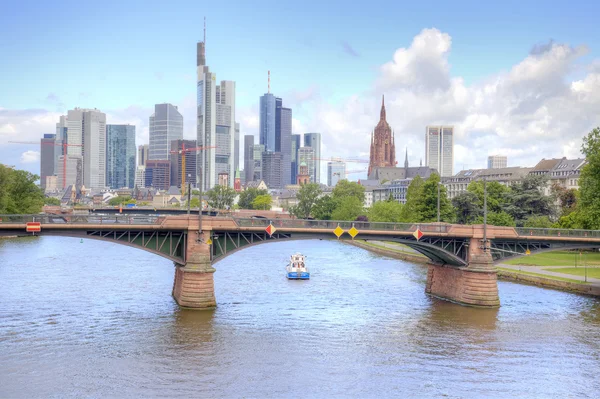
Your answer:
[187,174,191,215]
[437,181,441,223]
[483,177,488,252]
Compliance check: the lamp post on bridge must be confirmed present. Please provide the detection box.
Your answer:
[187,174,191,215]
[437,181,441,223]
[483,177,488,252]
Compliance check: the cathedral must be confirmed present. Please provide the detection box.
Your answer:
[368,95,396,175]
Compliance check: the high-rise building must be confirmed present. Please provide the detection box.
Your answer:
[327,161,346,187]
[252,144,265,182]
[425,125,454,177]
[262,152,283,189]
[149,103,183,161]
[196,31,237,190]
[368,96,396,176]
[135,166,146,188]
[291,134,301,184]
[244,135,255,184]
[57,155,82,189]
[106,124,136,189]
[303,133,321,184]
[138,144,149,166]
[40,133,56,189]
[259,93,277,152]
[66,108,106,190]
[170,139,197,189]
[55,115,67,176]
[234,122,240,175]
[488,155,507,169]
[145,160,171,190]
[297,147,315,184]
[277,105,292,186]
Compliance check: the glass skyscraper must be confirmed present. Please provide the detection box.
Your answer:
[106,124,136,188]
[149,103,183,161]
[259,93,277,152]
[303,133,321,184]
[291,134,301,184]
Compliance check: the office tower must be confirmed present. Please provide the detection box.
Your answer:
[244,135,255,183]
[368,96,396,176]
[40,133,56,189]
[135,166,146,188]
[145,160,171,190]
[291,134,301,184]
[106,124,136,189]
[234,122,240,175]
[55,115,67,175]
[170,139,197,189]
[138,144,149,166]
[425,126,454,177]
[303,133,321,183]
[297,147,315,183]
[328,161,346,187]
[149,103,183,160]
[57,155,82,188]
[276,104,292,186]
[259,93,277,152]
[252,144,265,181]
[262,152,283,189]
[488,155,507,169]
[215,80,236,187]
[66,108,106,189]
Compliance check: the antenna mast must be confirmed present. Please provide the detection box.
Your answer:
[204,17,206,44]
[268,70,270,93]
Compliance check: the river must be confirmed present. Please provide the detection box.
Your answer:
[1,236,600,398]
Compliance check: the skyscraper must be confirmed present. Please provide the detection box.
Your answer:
[297,147,315,183]
[244,135,254,184]
[234,122,240,175]
[149,103,183,161]
[215,80,236,187]
[55,115,67,177]
[66,108,106,190]
[106,124,136,189]
[252,144,265,181]
[170,139,197,189]
[327,161,346,187]
[145,160,171,190]
[277,105,292,186]
[303,133,321,184]
[262,152,283,189]
[425,126,454,177]
[259,93,277,152]
[40,134,56,189]
[138,144,149,166]
[488,155,507,169]
[291,134,301,184]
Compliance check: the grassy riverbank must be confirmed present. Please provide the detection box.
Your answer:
[504,250,600,267]
[496,267,587,284]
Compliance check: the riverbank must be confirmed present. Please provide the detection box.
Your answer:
[346,240,428,264]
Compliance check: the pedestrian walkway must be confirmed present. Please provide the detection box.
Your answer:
[499,264,600,286]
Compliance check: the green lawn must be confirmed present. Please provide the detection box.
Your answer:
[504,251,600,267]
[496,267,588,284]
[547,267,600,279]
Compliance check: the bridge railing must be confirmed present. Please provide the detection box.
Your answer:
[515,227,600,239]
[0,214,160,225]
[233,218,450,233]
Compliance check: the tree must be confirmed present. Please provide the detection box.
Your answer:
[368,200,403,222]
[400,175,424,222]
[238,187,268,209]
[190,197,200,208]
[523,215,553,228]
[252,194,272,210]
[206,184,236,210]
[503,174,555,226]
[579,127,600,229]
[290,183,321,219]
[331,197,363,221]
[467,180,510,213]
[108,196,131,206]
[312,195,337,220]
[452,192,481,224]
[474,211,516,227]
[44,197,61,206]
[414,174,454,222]
[332,180,365,203]
[0,166,44,214]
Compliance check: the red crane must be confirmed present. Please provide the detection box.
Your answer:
[9,140,83,189]
[169,144,216,194]
[314,157,369,164]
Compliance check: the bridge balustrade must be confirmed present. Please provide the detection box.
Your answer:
[232,218,450,233]
[515,227,600,238]
[0,214,160,225]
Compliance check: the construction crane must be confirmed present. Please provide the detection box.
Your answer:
[315,157,369,164]
[9,140,82,189]
[169,144,216,195]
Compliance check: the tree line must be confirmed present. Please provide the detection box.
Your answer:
[0,165,45,214]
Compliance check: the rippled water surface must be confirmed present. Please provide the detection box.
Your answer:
[1,236,600,398]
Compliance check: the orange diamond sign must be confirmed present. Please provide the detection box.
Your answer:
[265,223,277,236]
[413,229,423,241]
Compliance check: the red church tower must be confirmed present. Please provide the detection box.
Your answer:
[368,95,396,176]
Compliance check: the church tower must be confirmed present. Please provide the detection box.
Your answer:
[368,95,396,176]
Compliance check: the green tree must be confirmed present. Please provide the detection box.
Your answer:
[190,197,200,208]
[523,215,553,228]
[414,174,454,222]
[579,127,600,229]
[554,211,583,229]
[44,197,61,206]
[452,192,481,224]
[108,196,131,206]
[331,197,363,221]
[252,194,272,210]
[238,187,268,209]
[474,211,516,227]
[311,195,337,220]
[503,174,555,226]
[332,180,365,203]
[368,200,403,222]
[0,166,44,214]
[467,180,510,213]
[399,175,424,222]
[290,183,321,219]
[206,184,236,209]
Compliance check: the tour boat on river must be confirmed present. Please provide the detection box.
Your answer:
[286,253,310,280]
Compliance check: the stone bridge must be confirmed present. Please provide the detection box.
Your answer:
[2,214,600,309]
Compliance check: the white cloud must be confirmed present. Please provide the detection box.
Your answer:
[20,150,40,163]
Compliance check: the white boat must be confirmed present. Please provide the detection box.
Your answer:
[286,253,310,280]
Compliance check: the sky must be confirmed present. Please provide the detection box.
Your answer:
[1,0,600,181]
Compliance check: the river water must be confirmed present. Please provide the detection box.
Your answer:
[1,236,600,398]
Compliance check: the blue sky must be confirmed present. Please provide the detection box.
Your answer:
[1,0,600,177]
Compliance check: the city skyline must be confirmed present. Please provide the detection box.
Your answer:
[2,1,600,180]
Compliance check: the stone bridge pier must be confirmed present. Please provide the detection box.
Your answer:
[172,230,216,309]
[426,231,499,307]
